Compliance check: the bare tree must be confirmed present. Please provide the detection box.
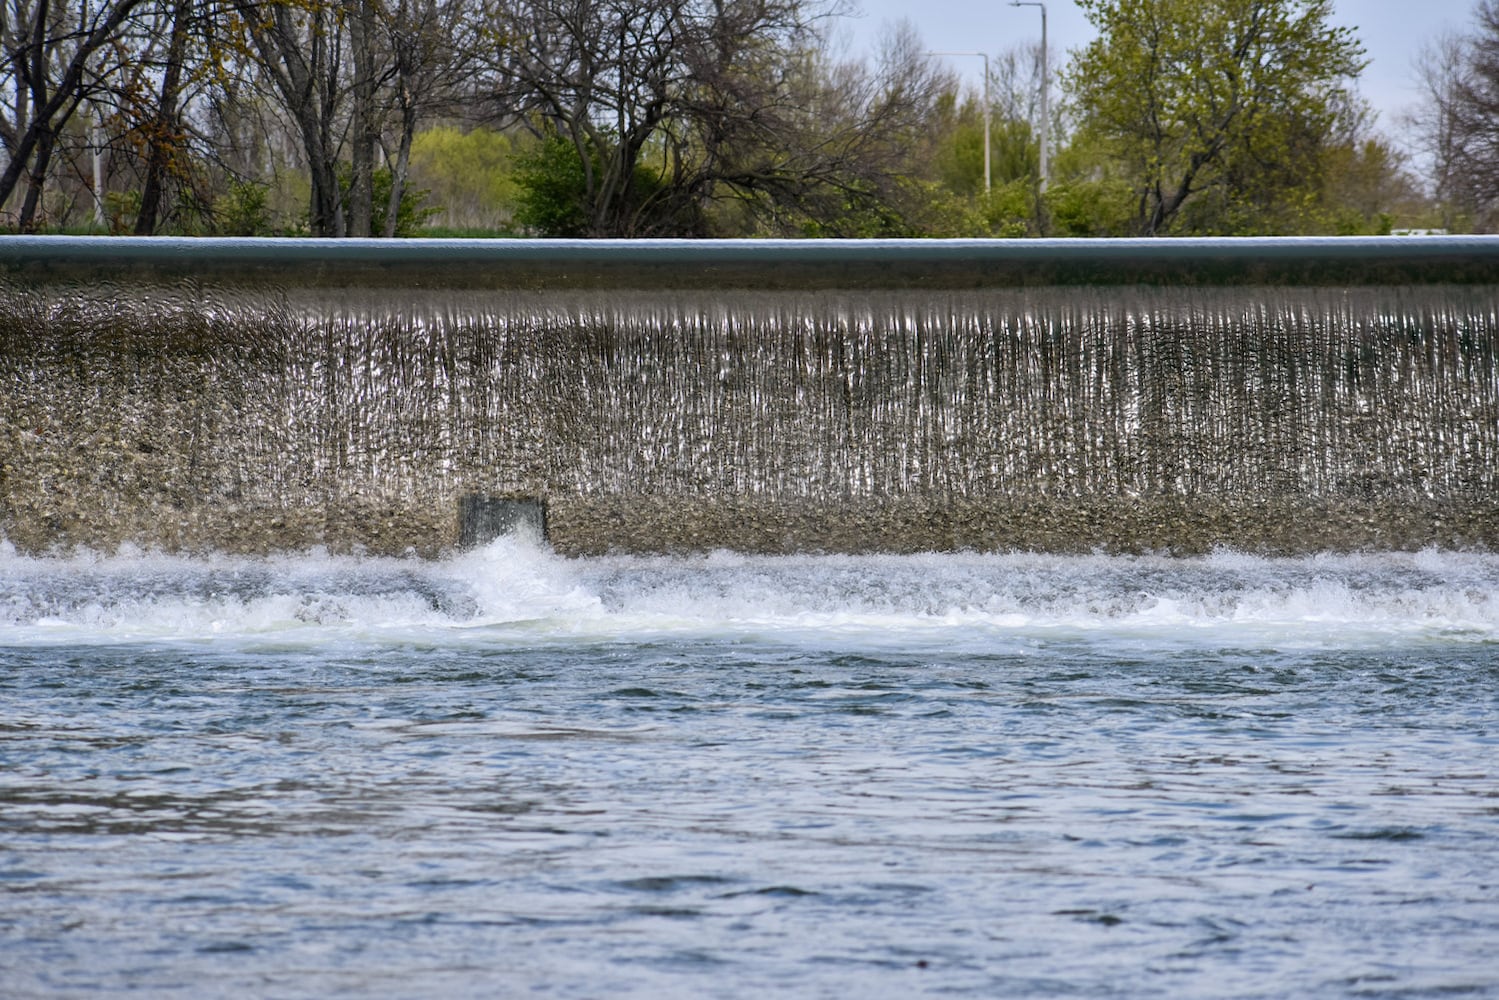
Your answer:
[131,0,195,233]
[1409,34,1465,203]
[376,0,465,236]
[225,0,460,236]
[474,0,953,236]
[0,0,150,228]
[742,21,958,233]
[1410,4,1499,228]
[230,0,349,235]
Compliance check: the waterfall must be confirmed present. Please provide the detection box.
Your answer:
[3,236,1497,554]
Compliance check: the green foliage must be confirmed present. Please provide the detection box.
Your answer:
[512,133,593,236]
[921,77,1060,237]
[991,118,1041,188]
[1315,139,1416,234]
[17,0,1429,240]
[1066,0,1367,235]
[1041,178,1133,237]
[512,130,688,237]
[794,177,938,238]
[933,115,1040,194]
[336,165,440,237]
[409,126,524,232]
[379,171,440,237]
[103,190,141,235]
[213,180,274,236]
[981,180,1038,238]
[931,96,987,197]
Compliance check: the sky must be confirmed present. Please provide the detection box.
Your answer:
[833,0,1481,140]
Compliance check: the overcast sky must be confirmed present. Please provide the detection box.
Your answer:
[835,0,1480,140]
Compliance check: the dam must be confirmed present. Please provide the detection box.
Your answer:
[6,240,1499,997]
[2,235,1497,555]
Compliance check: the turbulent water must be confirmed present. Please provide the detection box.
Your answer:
[2,537,1497,998]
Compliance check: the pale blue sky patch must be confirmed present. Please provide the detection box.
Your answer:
[837,0,1478,134]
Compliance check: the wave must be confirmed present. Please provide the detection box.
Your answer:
[1,537,1496,648]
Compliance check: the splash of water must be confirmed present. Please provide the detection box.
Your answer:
[2,538,1496,650]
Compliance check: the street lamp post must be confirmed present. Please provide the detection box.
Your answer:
[928,51,990,194]
[1009,1,1048,192]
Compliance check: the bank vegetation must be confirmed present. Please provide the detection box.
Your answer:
[0,0,1483,237]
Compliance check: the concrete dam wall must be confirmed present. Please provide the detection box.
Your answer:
[3,235,1498,555]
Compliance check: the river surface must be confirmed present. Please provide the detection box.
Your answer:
[2,538,1497,998]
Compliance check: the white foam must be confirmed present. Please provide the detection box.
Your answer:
[1,538,1496,649]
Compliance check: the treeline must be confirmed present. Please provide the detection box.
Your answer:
[0,0,1470,237]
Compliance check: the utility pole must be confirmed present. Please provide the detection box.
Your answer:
[1009,2,1049,191]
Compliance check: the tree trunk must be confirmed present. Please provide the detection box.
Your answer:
[304,126,344,237]
[16,127,53,229]
[237,0,348,236]
[135,0,192,234]
[382,93,417,237]
[0,0,148,214]
[347,0,376,236]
